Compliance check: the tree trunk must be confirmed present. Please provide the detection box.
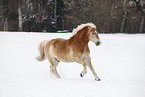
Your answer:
[134,0,144,33]
[18,1,22,31]
[120,0,127,32]
[54,0,57,19]
[4,17,8,31]
[120,11,127,32]
[38,1,43,22]
[139,16,144,33]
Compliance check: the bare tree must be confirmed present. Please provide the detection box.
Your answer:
[133,0,144,32]
[18,0,23,31]
[0,1,4,29]
[0,0,9,31]
[120,0,127,32]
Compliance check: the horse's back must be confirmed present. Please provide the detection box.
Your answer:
[45,38,70,61]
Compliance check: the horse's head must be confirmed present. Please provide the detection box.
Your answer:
[88,27,101,46]
[72,22,101,46]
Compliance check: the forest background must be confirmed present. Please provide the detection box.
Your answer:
[0,0,145,33]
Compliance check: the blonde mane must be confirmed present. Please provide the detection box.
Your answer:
[72,22,96,36]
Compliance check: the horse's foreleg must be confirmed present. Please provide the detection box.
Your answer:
[80,64,87,77]
[83,55,101,81]
[88,63,101,81]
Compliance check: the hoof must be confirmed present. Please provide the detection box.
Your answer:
[95,78,101,81]
[80,73,83,77]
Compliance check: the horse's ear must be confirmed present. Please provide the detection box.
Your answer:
[87,26,92,32]
[87,26,91,29]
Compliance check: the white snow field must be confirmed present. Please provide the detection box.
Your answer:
[0,32,145,97]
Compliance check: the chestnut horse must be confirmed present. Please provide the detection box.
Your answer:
[36,22,101,81]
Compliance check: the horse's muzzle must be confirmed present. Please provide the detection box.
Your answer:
[95,41,101,46]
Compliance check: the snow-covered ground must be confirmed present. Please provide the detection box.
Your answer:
[0,32,145,97]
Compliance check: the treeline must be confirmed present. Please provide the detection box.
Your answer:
[0,0,145,33]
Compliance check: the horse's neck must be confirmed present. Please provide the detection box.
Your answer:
[68,29,89,53]
[69,34,89,46]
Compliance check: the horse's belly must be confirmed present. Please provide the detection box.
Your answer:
[56,55,75,62]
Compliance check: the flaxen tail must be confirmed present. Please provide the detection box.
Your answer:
[35,40,48,61]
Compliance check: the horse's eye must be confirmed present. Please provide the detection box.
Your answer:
[92,33,95,35]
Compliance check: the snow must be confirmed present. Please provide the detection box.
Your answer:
[0,32,145,97]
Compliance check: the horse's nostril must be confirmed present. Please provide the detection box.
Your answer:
[96,41,101,46]
[97,42,100,45]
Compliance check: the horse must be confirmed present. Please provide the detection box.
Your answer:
[36,22,101,81]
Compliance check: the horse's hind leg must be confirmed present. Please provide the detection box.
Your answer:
[50,65,60,78]
[49,58,60,78]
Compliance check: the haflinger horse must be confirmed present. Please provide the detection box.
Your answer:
[36,22,101,81]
